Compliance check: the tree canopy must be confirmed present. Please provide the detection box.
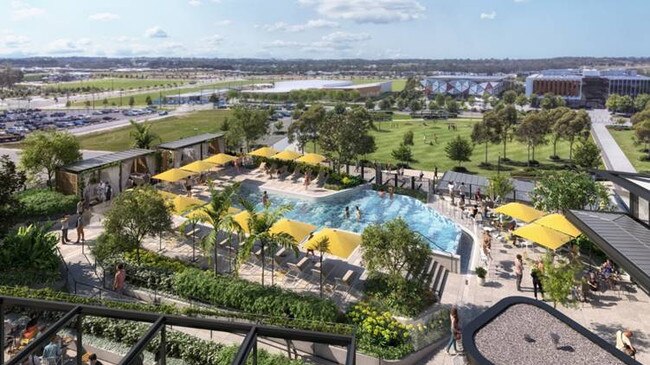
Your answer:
[20,131,81,188]
[288,104,325,152]
[318,106,376,168]
[572,139,601,169]
[226,106,270,151]
[129,120,159,149]
[0,155,26,237]
[445,135,473,167]
[530,171,610,212]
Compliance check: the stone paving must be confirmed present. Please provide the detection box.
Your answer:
[422,195,650,365]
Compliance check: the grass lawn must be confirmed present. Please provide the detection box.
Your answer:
[49,78,186,91]
[609,128,650,173]
[77,109,232,151]
[351,79,407,92]
[73,80,266,107]
[365,119,575,177]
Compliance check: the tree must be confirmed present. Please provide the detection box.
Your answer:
[618,95,635,114]
[193,183,241,276]
[445,135,474,167]
[563,110,591,160]
[84,100,91,110]
[226,106,270,151]
[274,120,284,134]
[65,100,71,108]
[634,94,650,112]
[237,199,297,286]
[540,93,560,110]
[502,90,517,105]
[102,98,109,108]
[391,143,414,165]
[365,100,375,110]
[435,94,446,109]
[489,105,518,160]
[530,171,610,212]
[128,96,135,108]
[20,131,81,188]
[606,94,621,112]
[515,94,528,109]
[145,95,153,106]
[288,104,325,152]
[409,99,421,112]
[361,218,430,279]
[379,99,392,111]
[634,119,650,157]
[467,95,476,105]
[573,139,601,169]
[334,103,347,114]
[129,120,159,149]
[631,107,650,126]
[0,155,26,237]
[471,119,495,164]
[515,111,550,163]
[529,93,539,108]
[548,107,574,158]
[311,237,330,298]
[403,130,414,146]
[539,251,582,309]
[103,186,173,262]
[209,93,219,103]
[487,174,514,201]
[446,99,460,114]
[319,106,376,169]
[0,66,24,87]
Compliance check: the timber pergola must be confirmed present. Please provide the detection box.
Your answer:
[1,296,355,365]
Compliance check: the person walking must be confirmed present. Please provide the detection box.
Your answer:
[514,254,524,291]
[531,260,544,300]
[445,306,462,355]
[75,213,85,243]
[113,263,126,294]
[60,215,70,244]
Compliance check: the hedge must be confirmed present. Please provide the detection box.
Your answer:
[17,188,79,218]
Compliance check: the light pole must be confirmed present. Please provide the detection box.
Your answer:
[497,154,501,176]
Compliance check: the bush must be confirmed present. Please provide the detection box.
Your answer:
[364,273,434,316]
[17,188,78,218]
[325,172,364,190]
[347,302,413,359]
[0,224,60,273]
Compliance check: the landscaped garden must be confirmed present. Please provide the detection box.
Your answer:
[609,127,650,173]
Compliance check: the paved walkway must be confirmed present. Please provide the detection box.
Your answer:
[591,123,636,173]
[422,196,650,365]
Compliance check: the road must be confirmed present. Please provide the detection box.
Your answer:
[0,147,109,165]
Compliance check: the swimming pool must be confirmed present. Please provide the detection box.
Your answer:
[239,187,461,253]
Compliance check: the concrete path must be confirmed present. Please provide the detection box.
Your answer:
[591,123,636,173]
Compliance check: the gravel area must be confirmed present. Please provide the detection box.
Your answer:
[474,304,625,365]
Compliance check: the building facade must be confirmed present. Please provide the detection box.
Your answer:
[421,74,515,97]
[525,69,650,108]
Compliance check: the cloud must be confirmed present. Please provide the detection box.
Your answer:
[263,19,338,32]
[298,0,425,24]
[514,0,529,2]
[480,11,496,20]
[215,20,232,26]
[264,31,371,53]
[321,31,370,42]
[202,34,224,46]
[11,0,45,21]
[0,33,30,48]
[45,38,91,55]
[145,26,169,38]
[265,40,305,48]
[188,0,201,6]
[88,12,120,21]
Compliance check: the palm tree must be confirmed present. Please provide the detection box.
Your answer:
[129,120,159,149]
[194,183,241,276]
[313,237,330,298]
[238,199,297,287]
[178,214,202,262]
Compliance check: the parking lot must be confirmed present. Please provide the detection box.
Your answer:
[0,107,167,142]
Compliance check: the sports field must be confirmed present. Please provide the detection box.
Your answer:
[352,78,407,92]
[366,118,575,177]
[77,109,232,151]
[49,78,186,91]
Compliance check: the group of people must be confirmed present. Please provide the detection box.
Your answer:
[59,199,87,244]
[343,206,362,221]
[377,186,395,199]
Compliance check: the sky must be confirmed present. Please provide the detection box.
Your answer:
[0,0,649,59]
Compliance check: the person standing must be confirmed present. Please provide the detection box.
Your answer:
[88,353,104,365]
[445,306,461,355]
[75,213,85,243]
[105,183,112,202]
[514,254,524,291]
[76,199,85,215]
[113,263,126,294]
[355,206,361,222]
[531,260,544,300]
[42,336,62,362]
[60,215,70,244]
[388,186,394,199]
[616,330,636,358]
[262,191,269,206]
[343,206,350,219]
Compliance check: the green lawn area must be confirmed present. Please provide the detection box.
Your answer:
[50,78,187,91]
[73,80,266,107]
[351,78,407,92]
[609,128,650,173]
[77,109,232,151]
[365,119,575,177]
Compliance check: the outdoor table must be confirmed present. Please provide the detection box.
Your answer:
[296,257,309,270]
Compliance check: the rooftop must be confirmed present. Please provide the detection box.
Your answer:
[157,132,225,150]
[61,148,155,173]
[423,74,512,81]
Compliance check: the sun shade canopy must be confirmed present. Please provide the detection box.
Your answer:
[533,213,581,237]
[203,153,237,165]
[295,153,326,166]
[180,160,217,173]
[248,147,278,158]
[152,168,197,182]
[270,219,317,243]
[303,228,362,259]
[494,202,545,223]
[271,150,302,161]
[513,223,573,250]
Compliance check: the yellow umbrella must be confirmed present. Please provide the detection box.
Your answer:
[513,223,573,250]
[157,190,177,201]
[180,160,217,173]
[271,150,302,161]
[533,213,581,237]
[186,205,240,221]
[493,202,545,223]
[295,153,326,166]
[270,219,317,243]
[233,210,252,235]
[203,153,237,165]
[172,196,206,215]
[303,228,361,259]
[152,168,196,183]
[248,146,278,158]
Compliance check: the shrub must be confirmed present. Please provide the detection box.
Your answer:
[347,302,413,359]
[403,131,414,145]
[17,188,78,218]
[364,273,434,316]
[325,172,363,190]
[0,224,60,273]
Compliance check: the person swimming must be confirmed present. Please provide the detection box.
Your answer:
[262,191,269,205]
[379,190,385,198]
[355,206,361,221]
[344,206,350,219]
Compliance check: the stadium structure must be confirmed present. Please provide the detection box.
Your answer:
[420,74,515,97]
[243,79,392,97]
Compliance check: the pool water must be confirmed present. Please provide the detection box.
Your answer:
[239,188,461,253]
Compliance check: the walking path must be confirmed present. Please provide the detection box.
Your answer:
[591,123,636,173]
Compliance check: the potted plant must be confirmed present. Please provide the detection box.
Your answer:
[475,266,487,286]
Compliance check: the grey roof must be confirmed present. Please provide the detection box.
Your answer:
[424,75,512,81]
[62,148,155,173]
[436,171,535,202]
[158,133,224,150]
[567,210,650,294]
